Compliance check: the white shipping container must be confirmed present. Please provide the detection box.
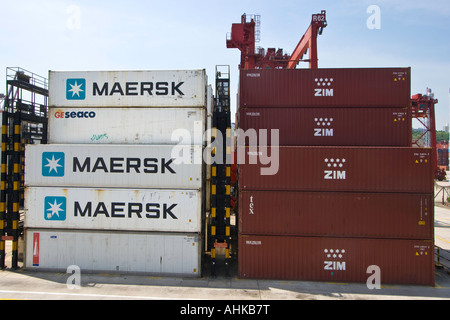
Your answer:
[25,187,202,233]
[25,229,201,276]
[48,107,205,145]
[25,144,203,189]
[49,70,206,107]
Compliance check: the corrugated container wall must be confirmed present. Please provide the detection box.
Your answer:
[239,68,410,108]
[49,70,207,107]
[25,144,203,189]
[238,146,433,193]
[49,108,206,145]
[238,107,411,147]
[238,235,434,286]
[25,187,202,233]
[25,229,201,276]
[239,191,433,239]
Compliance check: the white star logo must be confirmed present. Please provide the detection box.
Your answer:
[68,81,84,98]
[44,155,62,174]
[46,199,64,218]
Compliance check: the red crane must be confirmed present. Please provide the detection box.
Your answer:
[226,11,327,70]
[411,89,444,180]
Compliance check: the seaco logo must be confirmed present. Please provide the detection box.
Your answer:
[54,110,96,119]
[42,152,65,177]
[314,117,334,137]
[323,158,346,180]
[66,79,86,100]
[314,77,334,97]
[45,196,67,221]
[323,248,346,271]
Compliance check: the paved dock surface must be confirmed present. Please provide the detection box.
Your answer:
[435,204,450,250]
[0,267,449,300]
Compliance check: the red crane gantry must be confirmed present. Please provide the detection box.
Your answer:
[226,11,327,70]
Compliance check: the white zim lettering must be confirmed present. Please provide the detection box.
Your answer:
[314,88,334,97]
[314,128,334,137]
[324,261,346,271]
[324,170,346,180]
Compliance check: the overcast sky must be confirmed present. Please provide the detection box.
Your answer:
[0,0,449,129]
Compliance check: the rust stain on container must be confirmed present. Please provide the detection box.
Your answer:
[238,235,434,286]
[239,191,433,239]
[238,146,433,193]
[238,107,411,147]
[239,68,410,108]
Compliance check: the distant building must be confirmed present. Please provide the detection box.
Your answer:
[444,123,449,133]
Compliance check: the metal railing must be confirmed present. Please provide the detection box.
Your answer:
[435,246,450,271]
[6,67,48,90]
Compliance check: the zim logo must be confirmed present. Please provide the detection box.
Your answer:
[323,248,346,271]
[44,196,67,221]
[314,77,334,97]
[66,78,86,100]
[314,117,334,137]
[42,152,65,177]
[324,158,346,180]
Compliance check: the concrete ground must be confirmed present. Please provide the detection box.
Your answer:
[0,265,449,300]
[0,205,450,300]
[435,204,450,250]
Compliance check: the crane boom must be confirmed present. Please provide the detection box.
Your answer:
[227,11,327,70]
[288,10,327,69]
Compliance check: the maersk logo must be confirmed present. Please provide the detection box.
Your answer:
[42,152,65,177]
[45,196,67,221]
[66,78,86,100]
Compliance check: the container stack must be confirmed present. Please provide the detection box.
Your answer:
[24,70,210,277]
[237,68,435,286]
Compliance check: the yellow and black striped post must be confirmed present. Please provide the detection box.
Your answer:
[210,65,232,277]
[0,114,7,269]
[11,118,21,269]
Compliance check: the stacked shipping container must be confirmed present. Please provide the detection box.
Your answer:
[237,68,435,286]
[24,70,210,276]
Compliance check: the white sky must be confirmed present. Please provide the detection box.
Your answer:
[0,0,449,129]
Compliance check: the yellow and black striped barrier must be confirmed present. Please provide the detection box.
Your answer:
[0,116,7,269]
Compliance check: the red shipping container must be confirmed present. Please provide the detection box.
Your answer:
[238,146,433,193]
[239,68,411,108]
[238,235,434,286]
[239,191,433,239]
[237,107,411,147]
